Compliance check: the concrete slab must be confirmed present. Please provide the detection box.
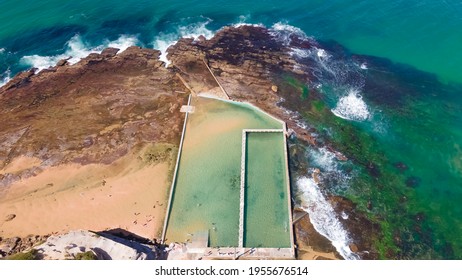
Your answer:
[180,105,195,113]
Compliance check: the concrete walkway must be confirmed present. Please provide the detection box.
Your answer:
[167,243,294,260]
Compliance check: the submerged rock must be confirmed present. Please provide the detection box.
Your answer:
[405,176,421,188]
[349,243,359,253]
[367,200,373,210]
[394,162,408,172]
[366,161,381,178]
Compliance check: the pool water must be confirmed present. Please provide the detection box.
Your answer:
[244,132,291,248]
[164,97,290,248]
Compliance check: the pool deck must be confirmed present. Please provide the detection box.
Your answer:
[239,130,246,248]
[167,244,294,260]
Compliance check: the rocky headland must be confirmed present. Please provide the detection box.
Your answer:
[0,25,379,259]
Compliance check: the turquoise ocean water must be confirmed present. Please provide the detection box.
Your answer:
[0,0,461,259]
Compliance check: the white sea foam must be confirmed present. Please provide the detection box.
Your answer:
[308,146,352,193]
[153,19,215,66]
[316,48,329,59]
[296,177,359,260]
[271,22,307,38]
[295,120,308,130]
[360,62,368,70]
[232,22,265,28]
[289,48,310,58]
[332,88,370,121]
[178,20,215,40]
[310,147,339,172]
[238,14,249,23]
[105,35,139,52]
[20,34,139,72]
[153,34,177,66]
[0,69,11,87]
[279,105,310,130]
[232,14,265,28]
[269,23,317,79]
[269,22,309,46]
[0,48,5,53]
[310,47,346,84]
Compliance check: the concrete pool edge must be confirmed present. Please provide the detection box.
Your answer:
[167,246,294,260]
[282,122,295,256]
[238,130,246,248]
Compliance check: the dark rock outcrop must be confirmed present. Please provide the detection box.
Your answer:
[0,235,48,258]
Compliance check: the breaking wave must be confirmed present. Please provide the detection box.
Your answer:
[153,18,215,66]
[0,48,11,87]
[296,177,359,260]
[308,146,352,193]
[310,147,341,172]
[232,14,264,28]
[270,21,309,46]
[332,88,371,121]
[269,22,371,125]
[0,69,11,87]
[20,34,139,72]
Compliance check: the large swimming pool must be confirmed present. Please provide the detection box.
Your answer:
[164,96,292,248]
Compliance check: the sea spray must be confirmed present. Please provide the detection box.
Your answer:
[0,69,11,87]
[232,14,264,28]
[270,24,365,96]
[105,35,139,52]
[271,24,376,127]
[153,35,176,66]
[332,88,371,121]
[308,147,352,193]
[0,48,11,87]
[270,23,371,128]
[310,147,340,172]
[20,34,139,72]
[296,176,359,260]
[270,22,310,46]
